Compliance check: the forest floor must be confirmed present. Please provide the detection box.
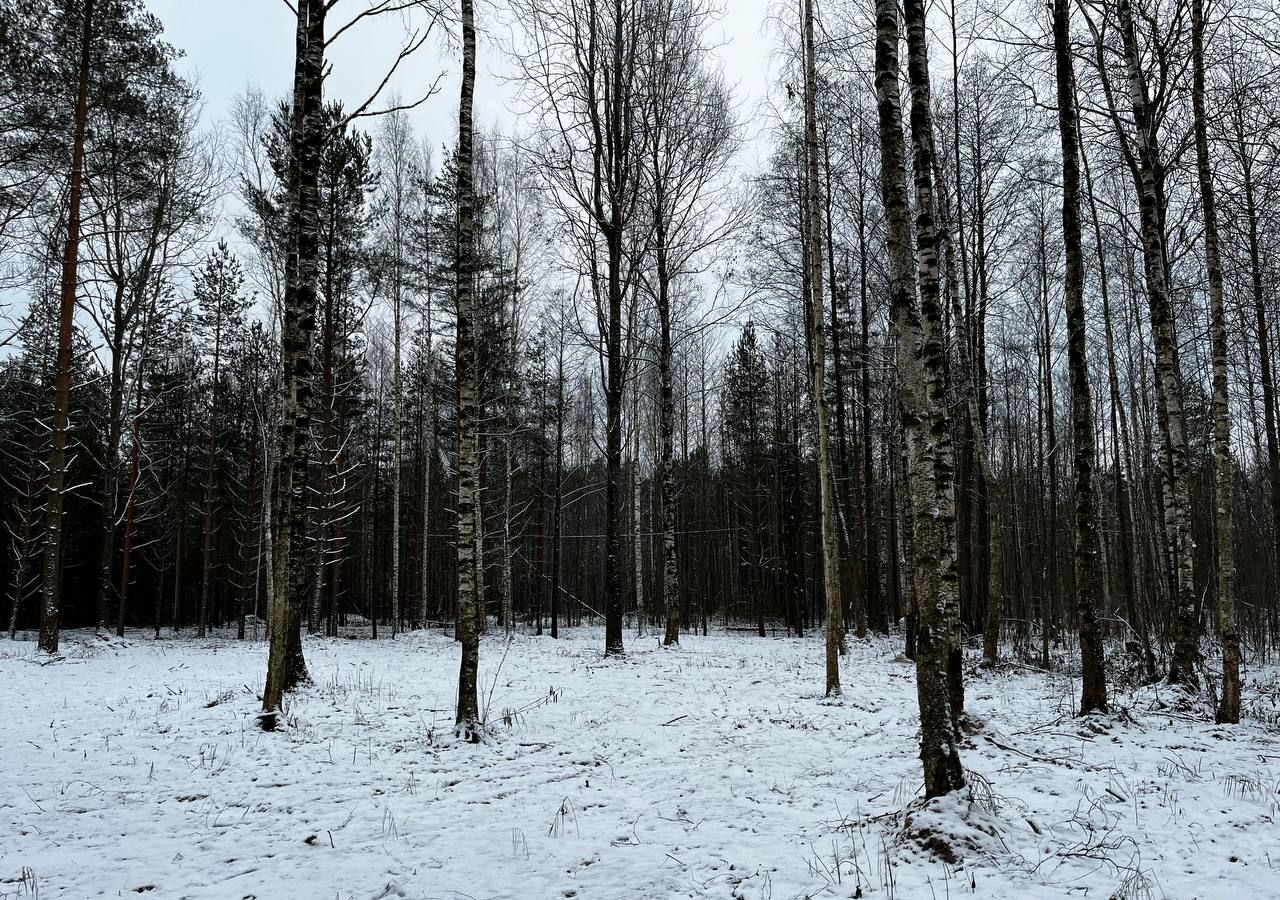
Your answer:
[3,625,1280,900]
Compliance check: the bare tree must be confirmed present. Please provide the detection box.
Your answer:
[636,0,739,646]
[511,0,652,656]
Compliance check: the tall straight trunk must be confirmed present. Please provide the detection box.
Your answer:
[600,0,630,658]
[198,307,225,638]
[39,0,94,655]
[904,0,964,726]
[825,144,862,640]
[96,332,124,633]
[502,436,514,634]
[239,442,258,640]
[116,384,143,638]
[802,0,843,696]
[534,412,547,635]
[262,0,325,725]
[117,300,154,638]
[1116,0,1200,688]
[603,251,625,654]
[632,398,644,635]
[854,141,879,631]
[420,293,434,625]
[1053,0,1107,713]
[551,355,565,640]
[392,283,403,636]
[454,0,481,737]
[1038,234,1057,670]
[1191,0,1238,722]
[658,234,680,645]
[173,476,185,631]
[876,0,965,797]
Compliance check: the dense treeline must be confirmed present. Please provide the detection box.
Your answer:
[4,0,1280,792]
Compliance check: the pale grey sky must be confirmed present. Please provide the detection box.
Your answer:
[151,0,779,166]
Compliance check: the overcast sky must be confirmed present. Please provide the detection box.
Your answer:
[150,0,781,169]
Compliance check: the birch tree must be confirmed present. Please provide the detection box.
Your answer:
[454,0,482,738]
[875,0,966,797]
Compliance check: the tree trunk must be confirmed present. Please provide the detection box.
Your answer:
[454,0,481,738]
[39,0,94,655]
[632,395,644,636]
[659,235,680,645]
[392,274,403,637]
[802,0,843,696]
[1191,0,1238,721]
[1116,0,1200,689]
[1053,0,1107,713]
[262,0,325,726]
[199,306,224,638]
[903,0,964,727]
[876,0,966,797]
[551,353,565,640]
[117,307,151,639]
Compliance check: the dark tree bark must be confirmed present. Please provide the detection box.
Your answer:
[454,0,481,739]
[262,0,326,725]
[1053,0,1107,714]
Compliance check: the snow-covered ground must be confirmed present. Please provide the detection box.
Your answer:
[3,626,1279,900]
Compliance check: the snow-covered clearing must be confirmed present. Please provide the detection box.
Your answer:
[3,627,1279,899]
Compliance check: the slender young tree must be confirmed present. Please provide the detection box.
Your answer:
[801,0,843,696]
[638,0,737,646]
[377,107,419,637]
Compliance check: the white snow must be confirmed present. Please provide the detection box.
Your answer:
[2,628,1278,899]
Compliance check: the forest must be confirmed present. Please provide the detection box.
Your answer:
[3,0,1280,896]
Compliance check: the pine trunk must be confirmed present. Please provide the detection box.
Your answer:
[39,0,94,655]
